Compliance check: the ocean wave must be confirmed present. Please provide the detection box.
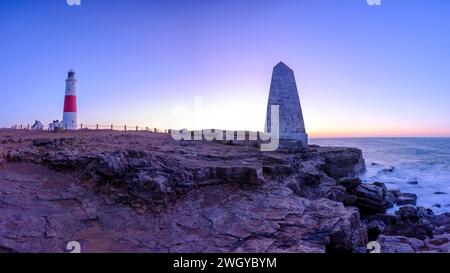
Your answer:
[310,138,450,213]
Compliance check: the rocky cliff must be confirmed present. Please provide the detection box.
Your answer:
[0,130,372,253]
[3,131,449,253]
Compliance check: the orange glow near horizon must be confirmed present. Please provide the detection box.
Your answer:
[307,126,450,138]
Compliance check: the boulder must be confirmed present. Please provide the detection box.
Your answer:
[95,152,129,177]
[396,193,417,206]
[381,166,395,173]
[367,220,386,241]
[338,177,362,190]
[32,138,54,147]
[348,183,388,215]
[379,234,450,253]
[322,148,366,180]
[0,148,5,168]
[382,207,435,240]
[385,192,397,209]
[395,206,434,223]
[378,235,425,253]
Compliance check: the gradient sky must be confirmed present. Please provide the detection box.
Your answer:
[1,0,450,137]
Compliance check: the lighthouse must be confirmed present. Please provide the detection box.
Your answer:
[62,70,78,130]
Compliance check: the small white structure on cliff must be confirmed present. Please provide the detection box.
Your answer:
[48,120,63,132]
[265,62,308,148]
[31,120,44,131]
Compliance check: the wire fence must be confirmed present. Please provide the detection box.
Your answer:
[10,123,169,133]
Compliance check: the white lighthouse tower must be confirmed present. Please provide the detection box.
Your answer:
[62,70,78,130]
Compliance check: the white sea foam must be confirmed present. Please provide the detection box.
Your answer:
[310,138,450,214]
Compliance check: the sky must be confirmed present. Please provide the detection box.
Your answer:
[1,0,450,137]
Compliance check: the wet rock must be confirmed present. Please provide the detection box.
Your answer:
[322,148,366,180]
[381,166,395,173]
[385,192,397,209]
[428,212,450,235]
[367,220,386,241]
[343,194,358,206]
[383,222,434,240]
[366,213,398,226]
[395,206,434,223]
[434,192,447,195]
[385,183,400,195]
[348,182,388,215]
[382,206,435,240]
[338,177,362,190]
[407,181,419,185]
[396,193,417,206]
[372,182,387,193]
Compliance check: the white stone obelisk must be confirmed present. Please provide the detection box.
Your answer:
[265,62,308,148]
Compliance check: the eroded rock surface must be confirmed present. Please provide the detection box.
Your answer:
[0,130,367,253]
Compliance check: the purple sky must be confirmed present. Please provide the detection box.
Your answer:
[1,0,450,137]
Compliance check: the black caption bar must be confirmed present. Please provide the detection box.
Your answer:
[0,253,448,273]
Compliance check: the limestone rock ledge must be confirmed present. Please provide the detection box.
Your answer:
[0,130,367,253]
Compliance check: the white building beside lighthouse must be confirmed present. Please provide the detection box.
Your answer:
[62,70,78,130]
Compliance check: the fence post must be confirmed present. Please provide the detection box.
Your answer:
[81,124,83,129]
[111,124,113,130]
[136,126,138,131]
[65,123,67,130]
[96,124,99,130]
[124,125,127,131]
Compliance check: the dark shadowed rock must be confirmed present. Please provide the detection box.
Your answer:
[348,183,388,215]
[95,152,129,177]
[396,193,417,206]
[381,206,436,240]
[296,171,321,186]
[322,148,366,180]
[395,206,434,223]
[367,220,386,241]
[385,192,397,209]
[378,235,425,253]
[379,234,450,253]
[381,166,395,173]
[33,139,54,147]
[338,177,362,190]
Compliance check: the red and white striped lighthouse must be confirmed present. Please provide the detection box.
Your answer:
[62,70,77,130]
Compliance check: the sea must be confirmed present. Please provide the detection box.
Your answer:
[310,138,450,214]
